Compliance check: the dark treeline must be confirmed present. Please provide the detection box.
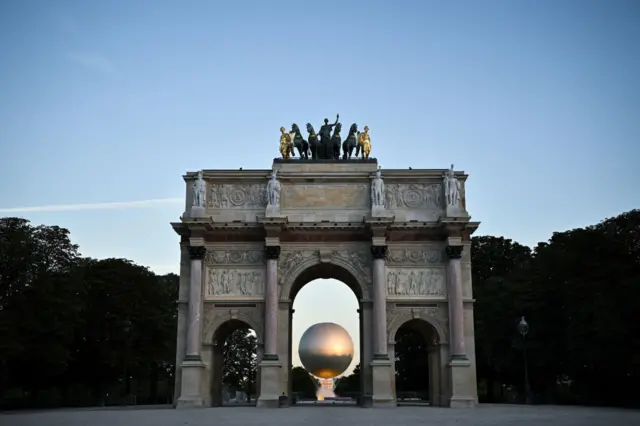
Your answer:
[472,209,640,407]
[0,218,178,409]
[2,210,639,409]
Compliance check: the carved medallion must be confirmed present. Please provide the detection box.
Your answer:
[208,184,267,209]
[384,183,443,210]
[386,268,446,296]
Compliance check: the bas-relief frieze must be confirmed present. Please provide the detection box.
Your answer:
[384,183,444,211]
[205,268,265,298]
[386,267,446,297]
[281,184,369,209]
[207,183,267,209]
[386,248,443,266]
[205,249,264,265]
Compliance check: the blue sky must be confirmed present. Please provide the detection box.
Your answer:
[1,0,639,373]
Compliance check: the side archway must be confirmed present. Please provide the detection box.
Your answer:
[388,310,448,407]
[208,318,259,407]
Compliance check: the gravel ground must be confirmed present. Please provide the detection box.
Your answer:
[2,404,639,426]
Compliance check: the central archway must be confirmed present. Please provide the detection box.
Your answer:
[282,259,373,405]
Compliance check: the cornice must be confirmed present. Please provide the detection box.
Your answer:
[183,167,469,182]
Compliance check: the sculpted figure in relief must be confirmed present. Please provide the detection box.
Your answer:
[371,166,385,207]
[207,268,264,297]
[387,269,445,296]
[266,169,281,207]
[192,170,206,207]
[443,164,461,208]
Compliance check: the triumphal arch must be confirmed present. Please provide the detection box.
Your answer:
[171,138,480,408]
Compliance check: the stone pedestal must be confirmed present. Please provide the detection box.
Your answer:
[371,205,393,218]
[448,358,476,408]
[176,360,205,408]
[445,205,467,218]
[256,360,282,408]
[189,206,206,218]
[265,205,283,218]
[370,359,395,407]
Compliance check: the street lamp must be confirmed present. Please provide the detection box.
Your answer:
[122,320,132,404]
[517,316,532,404]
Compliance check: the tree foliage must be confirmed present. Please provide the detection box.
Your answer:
[470,210,640,407]
[291,366,318,398]
[222,328,257,398]
[0,217,178,409]
[334,363,360,396]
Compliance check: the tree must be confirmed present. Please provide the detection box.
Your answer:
[471,236,532,402]
[0,218,83,405]
[68,258,177,403]
[291,366,318,398]
[334,363,360,396]
[223,328,257,398]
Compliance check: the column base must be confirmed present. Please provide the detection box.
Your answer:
[370,358,396,407]
[447,357,477,408]
[176,359,205,409]
[256,359,282,408]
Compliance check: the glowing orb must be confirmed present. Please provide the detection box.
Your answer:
[298,322,354,379]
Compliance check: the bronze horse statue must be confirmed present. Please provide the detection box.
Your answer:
[306,123,319,160]
[330,123,342,160]
[341,123,359,159]
[291,124,309,159]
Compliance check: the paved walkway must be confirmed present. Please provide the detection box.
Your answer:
[2,404,639,426]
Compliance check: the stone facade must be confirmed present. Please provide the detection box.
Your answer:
[171,159,480,408]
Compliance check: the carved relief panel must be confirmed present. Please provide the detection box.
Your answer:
[207,184,267,209]
[386,268,446,297]
[385,247,446,298]
[206,269,265,298]
[384,183,444,211]
[204,249,265,299]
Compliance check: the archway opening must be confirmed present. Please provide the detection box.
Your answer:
[289,263,363,406]
[394,318,440,405]
[210,319,257,407]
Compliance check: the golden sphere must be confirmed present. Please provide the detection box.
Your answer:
[298,322,354,379]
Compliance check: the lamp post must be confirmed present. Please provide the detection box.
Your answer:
[517,316,532,404]
[122,320,132,404]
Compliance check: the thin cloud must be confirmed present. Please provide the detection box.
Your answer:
[66,52,116,76]
[0,198,183,213]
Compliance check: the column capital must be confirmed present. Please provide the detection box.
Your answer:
[264,245,281,260]
[371,245,388,259]
[445,245,463,260]
[188,245,207,260]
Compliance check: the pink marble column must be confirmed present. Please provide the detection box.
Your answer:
[263,246,280,360]
[445,245,467,360]
[371,245,389,358]
[185,245,206,360]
